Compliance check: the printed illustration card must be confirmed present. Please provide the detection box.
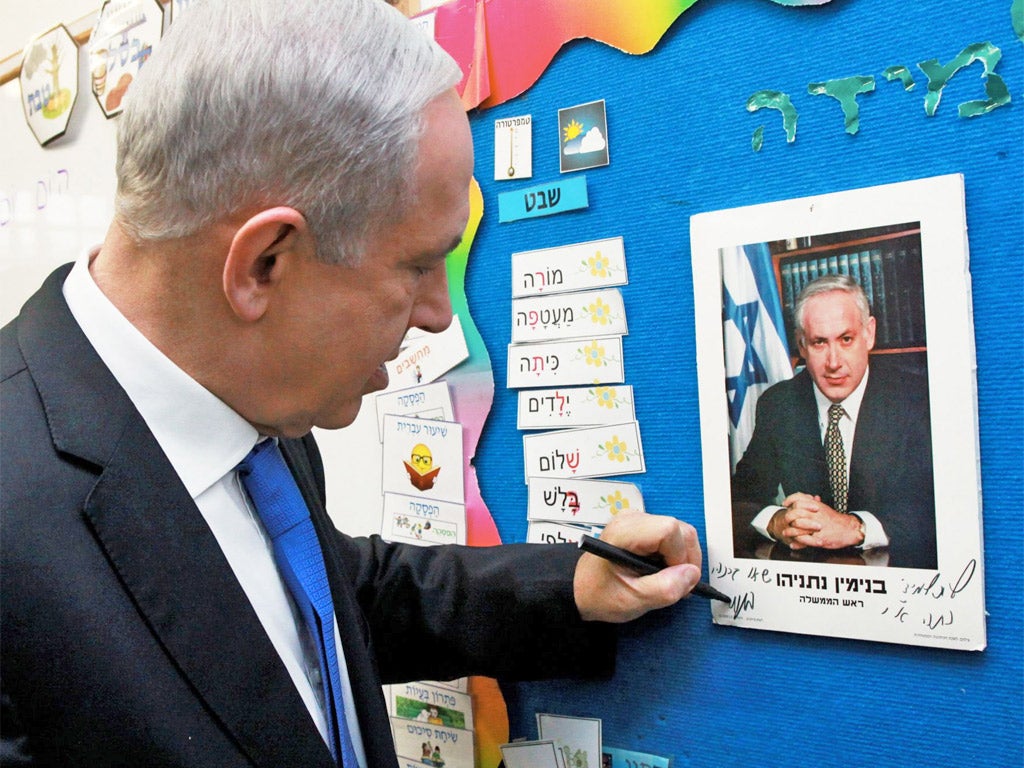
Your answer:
[391,718,474,768]
[512,236,627,298]
[527,477,645,525]
[384,314,469,392]
[517,385,636,430]
[381,493,465,546]
[375,382,454,441]
[690,174,985,650]
[536,714,602,768]
[511,288,627,344]
[389,681,474,732]
[603,746,671,768]
[500,740,562,768]
[506,337,624,389]
[522,422,645,483]
[381,415,464,505]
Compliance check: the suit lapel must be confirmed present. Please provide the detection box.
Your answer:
[19,267,334,767]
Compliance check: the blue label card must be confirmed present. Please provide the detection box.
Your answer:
[498,176,589,222]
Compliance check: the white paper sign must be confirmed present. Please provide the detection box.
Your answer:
[527,476,645,524]
[691,174,985,650]
[390,718,474,768]
[506,337,624,389]
[512,236,627,297]
[526,520,592,545]
[522,422,645,483]
[517,384,635,430]
[511,288,627,343]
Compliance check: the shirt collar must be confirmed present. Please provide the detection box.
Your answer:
[63,249,259,498]
[811,365,870,425]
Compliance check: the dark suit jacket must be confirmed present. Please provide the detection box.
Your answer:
[1,265,615,767]
[730,367,936,569]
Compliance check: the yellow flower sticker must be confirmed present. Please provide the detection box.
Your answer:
[603,435,629,462]
[582,340,606,367]
[605,490,630,514]
[587,251,610,277]
[593,386,617,408]
[587,297,612,326]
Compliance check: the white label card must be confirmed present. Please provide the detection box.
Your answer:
[506,337,624,389]
[527,476,645,524]
[512,236,627,298]
[526,520,594,545]
[375,382,454,441]
[384,315,468,392]
[517,384,635,430]
[511,288,627,343]
[522,421,645,483]
[500,740,562,768]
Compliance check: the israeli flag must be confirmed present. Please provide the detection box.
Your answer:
[721,243,793,470]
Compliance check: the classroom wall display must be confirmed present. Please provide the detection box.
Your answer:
[462,0,1021,764]
[87,0,164,117]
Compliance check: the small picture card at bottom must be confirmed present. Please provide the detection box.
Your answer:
[506,337,624,389]
[603,746,672,768]
[382,493,465,546]
[522,422,645,483]
[500,740,562,768]
[537,713,602,768]
[389,681,474,731]
[391,718,474,768]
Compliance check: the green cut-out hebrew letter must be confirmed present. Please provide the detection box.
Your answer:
[917,42,1011,117]
[747,91,798,151]
[882,65,916,91]
[807,76,876,134]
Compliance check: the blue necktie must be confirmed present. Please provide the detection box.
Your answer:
[237,440,359,766]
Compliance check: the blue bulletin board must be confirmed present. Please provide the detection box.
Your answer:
[464,0,1022,764]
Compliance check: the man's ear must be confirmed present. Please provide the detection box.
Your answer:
[223,206,309,322]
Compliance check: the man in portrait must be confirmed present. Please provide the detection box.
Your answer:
[731,274,937,569]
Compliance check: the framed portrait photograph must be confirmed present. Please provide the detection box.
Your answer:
[691,174,986,650]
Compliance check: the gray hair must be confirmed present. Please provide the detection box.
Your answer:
[793,273,872,339]
[114,0,462,265]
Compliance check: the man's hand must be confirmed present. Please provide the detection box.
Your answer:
[573,512,702,623]
[768,493,864,550]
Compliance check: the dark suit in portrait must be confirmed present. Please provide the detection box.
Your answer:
[731,365,937,569]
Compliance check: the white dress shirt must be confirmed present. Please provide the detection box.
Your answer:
[63,249,366,765]
[751,368,890,553]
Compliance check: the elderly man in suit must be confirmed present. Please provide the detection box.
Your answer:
[0,1,704,764]
[731,274,937,569]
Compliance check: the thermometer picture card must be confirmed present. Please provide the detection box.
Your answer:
[512,236,628,298]
[522,421,646,483]
[381,414,464,505]
[494,114,533,180]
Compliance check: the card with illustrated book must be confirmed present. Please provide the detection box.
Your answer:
[690,174,985,650]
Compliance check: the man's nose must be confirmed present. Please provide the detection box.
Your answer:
[410,265,454,334]
[825,344,840,368]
